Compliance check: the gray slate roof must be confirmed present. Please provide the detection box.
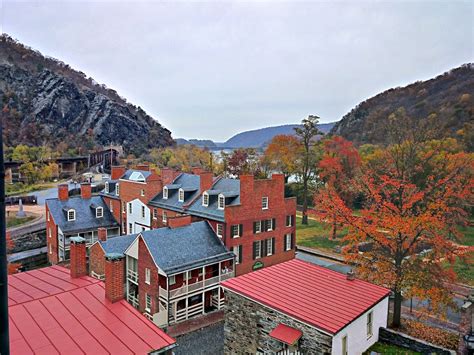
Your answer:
[187,177,241,222]
[100,233,138,255]
[100,180,119,198]
[149,173,201,212]
[46,195,119,234]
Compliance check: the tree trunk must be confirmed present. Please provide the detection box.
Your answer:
[302,177,308,225]
[332,216,337,240]
[392,290,402,328]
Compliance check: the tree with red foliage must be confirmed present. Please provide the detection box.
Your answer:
[318,136,361,239]
[316,124,473,327]
[6,232,19,274]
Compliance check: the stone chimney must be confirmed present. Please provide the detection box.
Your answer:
[191,167,203,175]
[70,237,87,278]
[80,183,92,199]
[168,215,192,229]
[111,165,126,180]
[200,172,214,193]
[105,253,125,303]
[98,227,107,242]
[58,184,69,201]
[161,168,180,185]
[135,164,150,171]
[346,269,355,281]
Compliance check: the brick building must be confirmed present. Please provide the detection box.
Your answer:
[151,172,296,276]
[89,217,235,327]
[46,183,120,264]
[222,259,390,355]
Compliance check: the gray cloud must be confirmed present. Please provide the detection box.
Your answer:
[4,0,473,141]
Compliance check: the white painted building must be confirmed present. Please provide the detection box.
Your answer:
[126,198,151,234]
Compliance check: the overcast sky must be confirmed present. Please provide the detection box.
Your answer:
[3,0,473,141]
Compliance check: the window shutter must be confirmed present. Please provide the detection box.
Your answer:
[291,233,295,249]
[272,218,276,229]
[264,220,269,231]
[231,225,235,238]
[284,234,287,251]
[272,237,275,255]
[262,239,266,257]
[239,224,243,237]
[260,220,263,232]
[291,215,294,226]
[239,245,243,264]
[253,242,257,260]
[253,222,257,234]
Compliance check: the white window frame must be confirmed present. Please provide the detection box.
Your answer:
[141,206,145,218]
[163,187,168,199]
[216,224,223,238]
[128,203,132,214]
[286,215,293,227]
[266,238,273,256]
[267,219,273,231]
[47,212,50,222]
[122,202,126,213]
[105,182,109,194]
[115,183,120,196]
[109,200,113,212]
[140,189,145,197]
[233,245,241,264]
[285,233,292,251]
[202,192,209,207]
[49,228,52,238]
[178,188,184,202]
[162,211,168,223]
[262,196,269,210]
[342,335,348,355]
[49,244,52,254]
[145,293,152,312]
[153,208,158,220]
[218,194,225,210]
[255,221,261,234]
[96,207,103,218]
[145,268,151,285]
[67,209,76,221]
[367,311,373,338]
[255,240,261,259]
[231,224,240,238]
[169,275,176,285]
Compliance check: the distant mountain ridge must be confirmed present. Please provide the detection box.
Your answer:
[331,64,474,146]
[177,122,336,149]
[0,34,174,154]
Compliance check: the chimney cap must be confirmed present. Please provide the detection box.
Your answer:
[70,236,86,244]
[346,269,356,281]
[105,252,125,261]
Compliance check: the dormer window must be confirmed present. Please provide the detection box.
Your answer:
[218,194,225,210]
[67,209,76,221]
[116,183,120,196]
[129,171,145,182]
[202,192,209,207]
[163,187,168,199]
[96,207,103,218]
[105,182,109,194]
[178,188,184,202]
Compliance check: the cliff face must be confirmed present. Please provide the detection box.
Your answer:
[0,34,174,154]
[331,64,474,146]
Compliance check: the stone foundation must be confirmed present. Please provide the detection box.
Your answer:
[379,328,455,355]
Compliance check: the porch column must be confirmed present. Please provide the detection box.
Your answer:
[202,291,205,314]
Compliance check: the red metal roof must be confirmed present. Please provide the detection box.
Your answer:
[8,265,176,354]
[269,323,302,345]
[222,259,390,335]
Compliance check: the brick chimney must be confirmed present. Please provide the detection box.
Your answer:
[271,173,285,193]
[168,215,192,229]
[104,253,125,303]
[70,237,87,278]
[80,183,92,199]
[58,184,69,201]
[200,172,214,193]
[191,167,203,175]
[239,175,254,205]
[161,168,179,185]
[135,164,150,171]
[111,165,126,180]
[98,227,107,242]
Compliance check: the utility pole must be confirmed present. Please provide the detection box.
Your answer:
[0,107,10,354]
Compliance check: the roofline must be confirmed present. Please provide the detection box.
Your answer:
[61,223,120,235]
[167,252,235,276]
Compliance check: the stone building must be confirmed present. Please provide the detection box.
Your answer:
[222,259,390,355]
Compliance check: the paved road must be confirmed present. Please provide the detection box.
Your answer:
[174,321,224,355]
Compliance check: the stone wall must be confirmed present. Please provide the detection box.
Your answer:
[224,290,332,354]
[379,328,455,355]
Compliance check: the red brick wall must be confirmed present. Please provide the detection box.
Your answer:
[224,174,296,276]
[89,243,105,277]
[168,215,192,228]
[46,205,59,264]
[105,256,125,303]
[138,237,160,314]
[103,196,122,228]
[70,240,87,278]
[149,207,182,229]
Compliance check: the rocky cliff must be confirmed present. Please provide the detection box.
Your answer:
[0,34,174,154]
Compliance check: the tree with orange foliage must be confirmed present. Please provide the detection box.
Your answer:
[318,136,361,239]
[263,135,301,182]
[316,115,474,328]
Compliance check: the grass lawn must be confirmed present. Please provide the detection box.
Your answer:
[457,222,474,246]
[6,215,36,228]
[295,216,347,252]
[6,181,59,197]
[363,342,420,354]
